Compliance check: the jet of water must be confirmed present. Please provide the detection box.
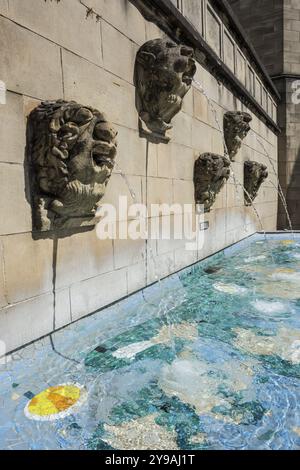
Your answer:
[253,133,294,237]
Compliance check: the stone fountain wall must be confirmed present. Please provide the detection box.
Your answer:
[227,0,300,229]
[0,0,278,353]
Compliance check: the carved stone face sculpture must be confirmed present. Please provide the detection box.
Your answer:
[224,111,252,161]
[27,100,117,231]
[194,153,231,212]
[134,38,196,143]
[244,161,268,206]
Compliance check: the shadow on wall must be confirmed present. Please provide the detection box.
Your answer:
[286,146,300,230]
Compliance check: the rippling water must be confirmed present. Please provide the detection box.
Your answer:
[0,234,300,450]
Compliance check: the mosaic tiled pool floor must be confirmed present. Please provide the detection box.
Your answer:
[1,234,300,450]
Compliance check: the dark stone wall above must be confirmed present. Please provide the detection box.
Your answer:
[227,0,284,77]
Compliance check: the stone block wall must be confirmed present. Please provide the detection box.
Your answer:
[0,0,278,353]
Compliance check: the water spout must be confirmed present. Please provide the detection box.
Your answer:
[115,162,137,201]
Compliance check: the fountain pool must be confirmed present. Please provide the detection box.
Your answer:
[0,233,300,450]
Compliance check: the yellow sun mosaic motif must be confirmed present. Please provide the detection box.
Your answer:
[24,383,87,421]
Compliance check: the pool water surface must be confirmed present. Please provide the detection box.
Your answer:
[0,234,300,450]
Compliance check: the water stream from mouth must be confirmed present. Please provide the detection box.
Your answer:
[115,153,178,347]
